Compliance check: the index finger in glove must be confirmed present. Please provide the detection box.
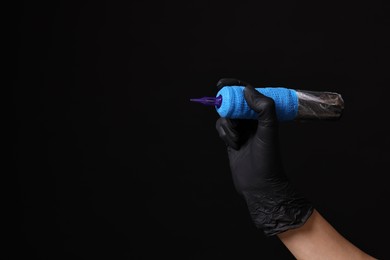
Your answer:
[216,78,250,90]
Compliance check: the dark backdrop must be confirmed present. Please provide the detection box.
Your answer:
[15,1,389,259]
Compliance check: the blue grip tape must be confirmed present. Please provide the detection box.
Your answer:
[216,86,298,121]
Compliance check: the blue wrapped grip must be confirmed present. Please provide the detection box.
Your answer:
[216,86,299,122]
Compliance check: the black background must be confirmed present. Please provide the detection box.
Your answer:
[15,1,390,259]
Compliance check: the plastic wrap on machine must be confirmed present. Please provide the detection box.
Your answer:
[295,90,344,120]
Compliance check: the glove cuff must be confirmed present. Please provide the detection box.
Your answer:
[242,190,314,236]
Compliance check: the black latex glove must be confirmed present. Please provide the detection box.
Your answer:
[215,78,314,236]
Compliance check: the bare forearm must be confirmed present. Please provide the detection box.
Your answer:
[277,210,376,260]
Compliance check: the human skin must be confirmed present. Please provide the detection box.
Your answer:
[277,209,377,260]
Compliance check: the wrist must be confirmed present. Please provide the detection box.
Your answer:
[242,190,314,236]
[277,210,377,259]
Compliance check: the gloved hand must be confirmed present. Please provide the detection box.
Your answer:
[215,78,314,236]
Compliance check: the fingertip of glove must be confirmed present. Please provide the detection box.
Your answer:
[243,85,256,95]
[215,118,240,150]
[243,85,260,109]
[216,78,230,89]
[216,78,247,90]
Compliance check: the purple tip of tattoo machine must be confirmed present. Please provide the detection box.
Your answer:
[190,95,223,108]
